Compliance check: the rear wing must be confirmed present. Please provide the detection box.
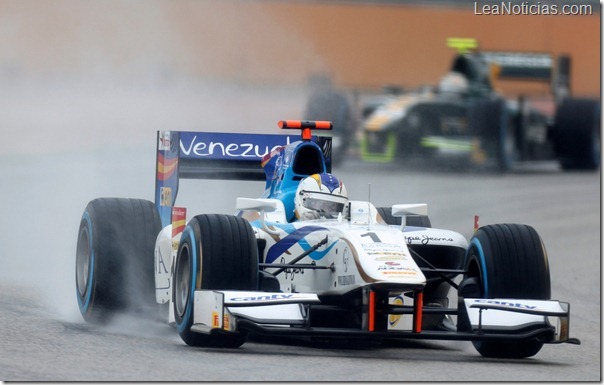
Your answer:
[447,38,571,99]
[481,51,571,101]
[155,130,332,227]
[480,51,556,81]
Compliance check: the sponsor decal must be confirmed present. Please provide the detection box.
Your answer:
[337,274,355,286]
[229,294,294,302]
[281,256,305,281]
[160,187,172,207]
[223,315,230,331]
[389,296,404,326]
[362,243,407,252]
[158,131,172,150]
[155,247,169,275]
[171,207,187,238]
[474,299,537,310]
[156,131,179,228]
[342,247,350,272]
[179,132,294,160]
[370,253,408,260]
[212,312,220,328]
[377,262,416,272]
[405,234,454,245]
[381,271,418,276]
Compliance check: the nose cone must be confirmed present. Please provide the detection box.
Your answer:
[347,228,426,285]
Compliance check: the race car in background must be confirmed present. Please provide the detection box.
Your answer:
[359,38,600,171]
[75,121,579,359]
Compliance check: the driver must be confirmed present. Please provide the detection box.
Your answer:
[438,71,469,95]
[294,173,348,220]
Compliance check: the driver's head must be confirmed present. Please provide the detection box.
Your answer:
[439,71,469,94]
[294,173,348,220]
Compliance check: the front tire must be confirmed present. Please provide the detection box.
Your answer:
[463,224,550,358]
[173,214,259,348]
[75,198,162,323]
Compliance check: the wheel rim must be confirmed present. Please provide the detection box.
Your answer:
[175,245,191,318]
[76,227,91,298]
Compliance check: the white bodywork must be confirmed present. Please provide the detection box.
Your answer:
[241,199,467,295]
[153,198,467,328]
[152,197,571,342]
[464,298,572,342]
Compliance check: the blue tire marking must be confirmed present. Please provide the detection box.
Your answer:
[469,238,489,298]
[176,226,197,334]
[77,211,95,314]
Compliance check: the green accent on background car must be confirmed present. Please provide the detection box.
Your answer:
[420,136,474,152]
[447,37,478,54]
[360,131,397,163]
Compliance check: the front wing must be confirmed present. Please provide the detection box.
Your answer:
[190,290,579,345]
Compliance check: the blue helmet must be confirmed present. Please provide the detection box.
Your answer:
[294,173,348,220]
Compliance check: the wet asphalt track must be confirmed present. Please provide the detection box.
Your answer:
[0,83,600,381]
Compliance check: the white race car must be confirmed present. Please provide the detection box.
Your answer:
[75,120,579,358]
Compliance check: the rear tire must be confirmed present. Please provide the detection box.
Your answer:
[173,214,259,348]
[554,98,601,171]
[463,224,550,358]
[75,198,162,323]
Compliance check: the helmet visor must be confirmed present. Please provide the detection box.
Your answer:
[302,192,347,218]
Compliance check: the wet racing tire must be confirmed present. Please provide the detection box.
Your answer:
[463,223,551,358]
[553,98,601,171]
[173,214,259,348]
[75,198,162,323]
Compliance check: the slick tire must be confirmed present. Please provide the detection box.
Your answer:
[463,224,550,358]
[173,214,259,348]
[76,198,162,323]
[553,98,601,171]
[376,206,432,228]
